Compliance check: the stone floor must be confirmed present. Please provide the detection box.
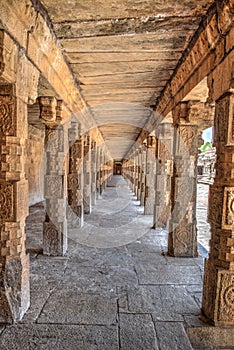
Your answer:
[0,176,233,349]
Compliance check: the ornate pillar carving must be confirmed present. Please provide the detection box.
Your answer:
[153,123,173,229]
[202,64,234,325]
[67,120,84,228]
[39,97,68,256]
[83,134,92,214]
[134,151,139,197]
[140,146,147,206]
[144,136,156,214]
[91,140,97,206]
[0,83,30,323]
[168,102,198,257]
[0,39,39,322]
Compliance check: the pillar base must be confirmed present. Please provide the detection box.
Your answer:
[0,254,30,324]
[202,260,234,326]
[43,220,67,256]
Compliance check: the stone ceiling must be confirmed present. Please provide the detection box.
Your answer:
[40,0,214,160]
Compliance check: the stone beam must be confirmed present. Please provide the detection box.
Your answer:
[0,1,107,150]
[134,0,233,149]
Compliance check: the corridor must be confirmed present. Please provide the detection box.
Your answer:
[0,176,222,350]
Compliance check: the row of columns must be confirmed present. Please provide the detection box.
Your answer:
[123,63,234,325]
[39,97,113,256]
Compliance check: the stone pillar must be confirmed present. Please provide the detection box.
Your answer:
[91,140,97,206]
[153,123,173,229]
[134,152,138,196]
[202,81,234,324]
[140,147,147,206]
[39,97,68,256]
[67,121,84,228]
[96,146,101,198]
[168,102,198,257]
[99,148,104,195]
[0,83,30,323]
[144,136,156,214]
[137,149,143,200]
[83,134,92,214]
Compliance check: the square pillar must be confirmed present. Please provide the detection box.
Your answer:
[83,134,92,214]
[39,97,68,256]
[91,140,97,206]
[153,123,174,228]
[0,84,30,322]
[144,136,156,214]
[67,121,84,228]
[202,90,234,325]
[168,103,198,257]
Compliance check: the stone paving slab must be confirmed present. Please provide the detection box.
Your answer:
[127,285,200,317]
[21,289,52,323]
[187,326,234,349]
[37,290,118,326]
[119,313,159,350]
[155,322,193,350]
[134,264,203,285]
[0,324,118,350]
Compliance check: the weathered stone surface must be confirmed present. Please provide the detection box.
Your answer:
[37,290,117,325]
[155,322,193,350]
[0,324,118,350]
[134,264,202,285]
[119,313,159,350]
[187,326,234,349]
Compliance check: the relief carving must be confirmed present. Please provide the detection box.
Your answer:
[0,89,16,136]
[0,184,14,221]
[217,271,234,323]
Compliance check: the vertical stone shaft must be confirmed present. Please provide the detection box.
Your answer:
[137,149,142,200]
[134,152,138,196]
[153,123,173,229]
[168,103,198,257]
[83,134,92,214]
[0,82,30,323]
[202,91,234,325]
[144,136,156,214]
[91,141,97,206]
[67,121,84,228]
[39,97,68,256]
[140,147,147,206]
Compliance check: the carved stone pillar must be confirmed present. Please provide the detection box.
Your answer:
[39,97,68,256]
[144,136,156,214]
[140,147,147,206]
[168,102,198,257]
[96,146,101,198]
[202,90,234,325]
[98,148,104,195]
[0,83,30,323]
[134,152,139,196]
[153,123,173,229]
[137,149,143,200]
[91,140,97,206]
[67,121,84,228]
[83,134,92,214]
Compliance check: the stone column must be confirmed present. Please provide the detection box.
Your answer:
[137,149,143,200]
[168,102,198,257]
[0,32,40,321]
[140,146,147,206]
[83,134,92,214]
[39,97,68,256]
[133,152,138,196]
[67,121,84,228]
[144,136,156,214]
[202,83,234,324]
[91,140,97,206]
[153,123,173,229]
[96,146,101,198]
[0,83,30,323]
